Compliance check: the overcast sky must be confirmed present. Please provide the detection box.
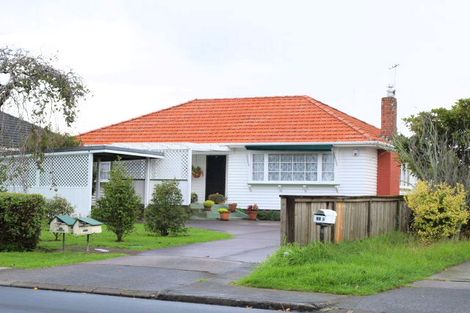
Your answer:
[1,0,468,135]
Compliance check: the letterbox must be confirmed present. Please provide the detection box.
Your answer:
[49,215,76,234]
[313,209,337,225]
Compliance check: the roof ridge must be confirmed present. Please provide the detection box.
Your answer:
[79,99,198,137]
[303,96,377,141]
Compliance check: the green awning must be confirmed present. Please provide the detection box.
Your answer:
[245,144,332,151]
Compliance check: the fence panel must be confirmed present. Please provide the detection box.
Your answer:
[281,196,410,245]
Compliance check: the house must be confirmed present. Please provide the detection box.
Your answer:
[76,91,404,212]
[0,111,35,149]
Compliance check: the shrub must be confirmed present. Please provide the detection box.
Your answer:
[203,200,215,209]
[0,193,45,251]
[191,192,198,203]
[406,181,469,241]
[44,196,75,240]
[218,208,229,214]
[208,193,226,204]
[145,180,188,236]
[44,196,74,221]
[96,162,142,242]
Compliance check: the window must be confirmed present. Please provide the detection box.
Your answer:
[322,154,335,181]
[401,164,412,186]
[252,154,264,181]
[99,162,111,181]
[252,153,334,182]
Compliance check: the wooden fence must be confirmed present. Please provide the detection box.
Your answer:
[280,195,411,245]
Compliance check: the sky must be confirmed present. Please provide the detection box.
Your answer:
[0,0,469,135]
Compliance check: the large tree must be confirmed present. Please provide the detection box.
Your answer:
[394,98,470,188]
[394,99,470,235]
[0,47,88,127]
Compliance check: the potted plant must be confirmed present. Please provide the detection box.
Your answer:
[247,204,259,221]
[228,202,237,213]
[218,208,230,221]
[203,200,215,211]
[192,166,203,178]
[208,193,226,204]
[191,192,198,203]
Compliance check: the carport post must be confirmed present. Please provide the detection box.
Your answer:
[95,157,101,200]
[144,158,151,206]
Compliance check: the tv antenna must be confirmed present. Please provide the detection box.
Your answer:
[387,64,399,97]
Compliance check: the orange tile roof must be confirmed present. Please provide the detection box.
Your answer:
[79,96,384,144]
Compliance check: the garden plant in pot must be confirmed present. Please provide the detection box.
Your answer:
[203,200,215,211]
[192,166,203,178]
[228,202,237,213]
[247,204,259,221]
[208,193,226,204]
[218,208,230,221]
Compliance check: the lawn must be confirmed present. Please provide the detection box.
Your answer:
[237,232,470,295]
[0,224,232,269]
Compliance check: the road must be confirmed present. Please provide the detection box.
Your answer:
[0,287,279,313]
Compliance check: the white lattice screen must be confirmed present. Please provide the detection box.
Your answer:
[152,149,189,180]
[3,157,37,188]
[40,155,89,187]
[119,160,146,179]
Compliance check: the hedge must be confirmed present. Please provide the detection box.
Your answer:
[0,193,45,251]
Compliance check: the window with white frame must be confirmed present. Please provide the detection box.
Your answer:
[251,153,334,182]
[99,162,111,181]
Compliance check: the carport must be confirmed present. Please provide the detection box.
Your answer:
[3,145,164,215]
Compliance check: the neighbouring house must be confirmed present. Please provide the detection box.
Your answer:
[3,90,413,215]
[0,111,35,150]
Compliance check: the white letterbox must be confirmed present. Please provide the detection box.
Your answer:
[313,209,337,225]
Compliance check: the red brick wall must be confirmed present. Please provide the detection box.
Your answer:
[377,150,401,196]
[380,97,397,141]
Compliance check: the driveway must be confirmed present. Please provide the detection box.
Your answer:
[0,221,283,291]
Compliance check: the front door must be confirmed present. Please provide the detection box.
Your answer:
[205,155,226,200]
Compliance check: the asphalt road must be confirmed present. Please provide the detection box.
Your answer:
[0,287,279,313]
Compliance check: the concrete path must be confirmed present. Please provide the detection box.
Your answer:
[332,261,470,313]
[0,220,341,311]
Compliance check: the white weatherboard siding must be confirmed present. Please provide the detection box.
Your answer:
[191,154,206,202]
[226,147,377,210]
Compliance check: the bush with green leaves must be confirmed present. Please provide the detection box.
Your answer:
[44,196,74,221]
[203,200,215,209]
[44,196,75,240]
[406,181,469,241]
[145,180,188,236]
[0,193,45,251]
[95,162,142,242]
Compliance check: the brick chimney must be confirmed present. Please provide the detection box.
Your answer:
[380,86,397,141]
[377,86,400,196]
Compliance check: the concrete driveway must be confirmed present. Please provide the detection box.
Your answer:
[0,220,282,293]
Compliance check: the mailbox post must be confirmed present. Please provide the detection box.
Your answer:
[313,209,337,242]
[50,215,103,252]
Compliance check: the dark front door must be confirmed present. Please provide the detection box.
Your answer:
[205,155,226,200]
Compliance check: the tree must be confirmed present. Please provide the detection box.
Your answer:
[0,47,87,157]
[394,99,470,235]
[145,180,188,236]
[393,99,470,189]
[96,162,141,242]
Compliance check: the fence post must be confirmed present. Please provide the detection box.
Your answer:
[367,200,372,237]
[334,201,345,243]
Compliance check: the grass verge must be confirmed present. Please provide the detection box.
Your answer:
[0,224,231,269]
[237,232,470,295]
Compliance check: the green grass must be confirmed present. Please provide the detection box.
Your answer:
[237,232,470,295]
[0,251,125,269]
[39,224,232,251]
[0,224,232,269]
